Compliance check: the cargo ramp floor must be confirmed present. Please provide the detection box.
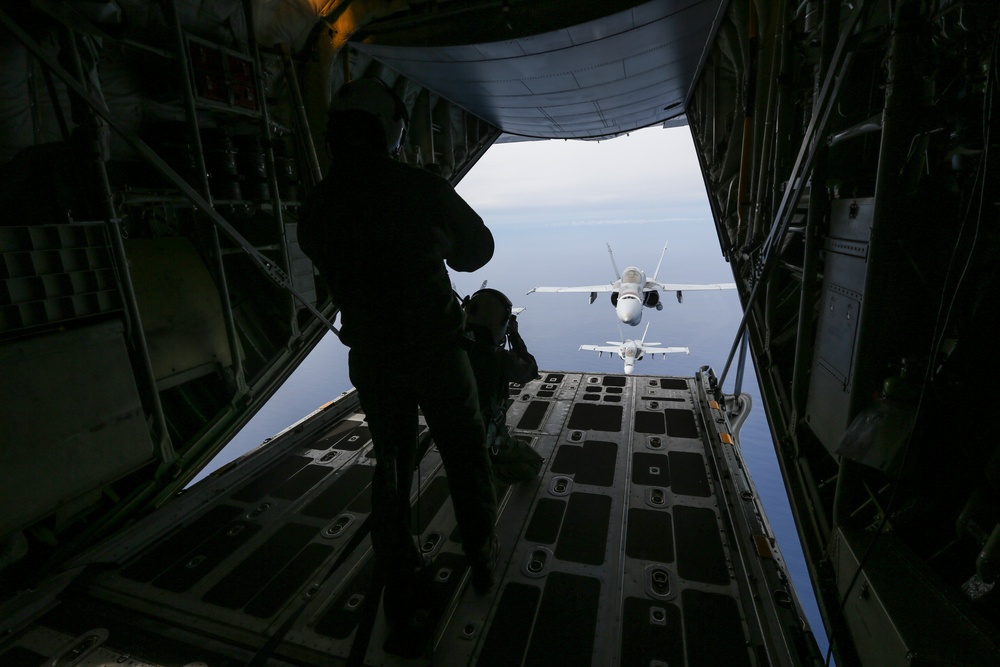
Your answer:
[0,368,818,666]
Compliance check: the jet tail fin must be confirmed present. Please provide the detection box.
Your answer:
[651,241,669,282]
[457,279,489,299]
[606,243,622,281]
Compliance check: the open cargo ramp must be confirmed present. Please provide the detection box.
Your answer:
[0,369,818,666]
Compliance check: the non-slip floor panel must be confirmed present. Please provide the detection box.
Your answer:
[620,597,684,667]
[524,498,565,545]
[300,465,375,519]
[516,401,549,430]
[550,444,583,475]
[682,589,751,667]
[478,583,541,667]
[122,504,243,583]
[625,508,674,562]
[550,440,617,486]
[271,464,332,501]
[573,440,618,487]
[152,520,262,593]
[659,378,688,390]
[669,451,710,497]
[245,542,333,618]
[314,559,375,639]
[231,455,312,503]
[674,505,729,585]
[330,426,370,451]
[642,395,686,402]
[664,408,699,439]
[634,410,666,434]
[567,403,623,432]
[202,523,319,608]
[555,493,611,565]
[632,452,670,486]
[523,572,601,666]
[312,422,367,450]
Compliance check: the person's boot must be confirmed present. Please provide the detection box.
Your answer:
[382,559,433,658]
[469,534,500,594]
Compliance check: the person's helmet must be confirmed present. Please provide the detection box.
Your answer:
[328,78,408,157]
[465,288,513,345]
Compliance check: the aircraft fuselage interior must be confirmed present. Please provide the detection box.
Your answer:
[1,0,999,665]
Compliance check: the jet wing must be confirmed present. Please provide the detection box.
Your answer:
[645,281,737,291]
[528,283,618,294]
[580,345,621,353]
[648,347,690,357]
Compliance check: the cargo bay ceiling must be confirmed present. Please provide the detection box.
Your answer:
[319,0,728,139]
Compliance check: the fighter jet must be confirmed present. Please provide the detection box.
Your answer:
[527,242,736,326]
[580,323,689,375]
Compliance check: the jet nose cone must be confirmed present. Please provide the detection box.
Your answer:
[619,299,642,326]
[624,365,634,375]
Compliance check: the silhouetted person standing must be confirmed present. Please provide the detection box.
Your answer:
[298,78,499,656]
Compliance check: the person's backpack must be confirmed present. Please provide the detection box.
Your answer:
[484,402,543,485]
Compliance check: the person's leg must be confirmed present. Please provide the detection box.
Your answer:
[417,345,497,570]
[349,351,423,621]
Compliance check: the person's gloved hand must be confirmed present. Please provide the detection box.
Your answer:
[506,315,519,340]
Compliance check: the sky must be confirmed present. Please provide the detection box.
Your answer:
[193,125,829,655]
